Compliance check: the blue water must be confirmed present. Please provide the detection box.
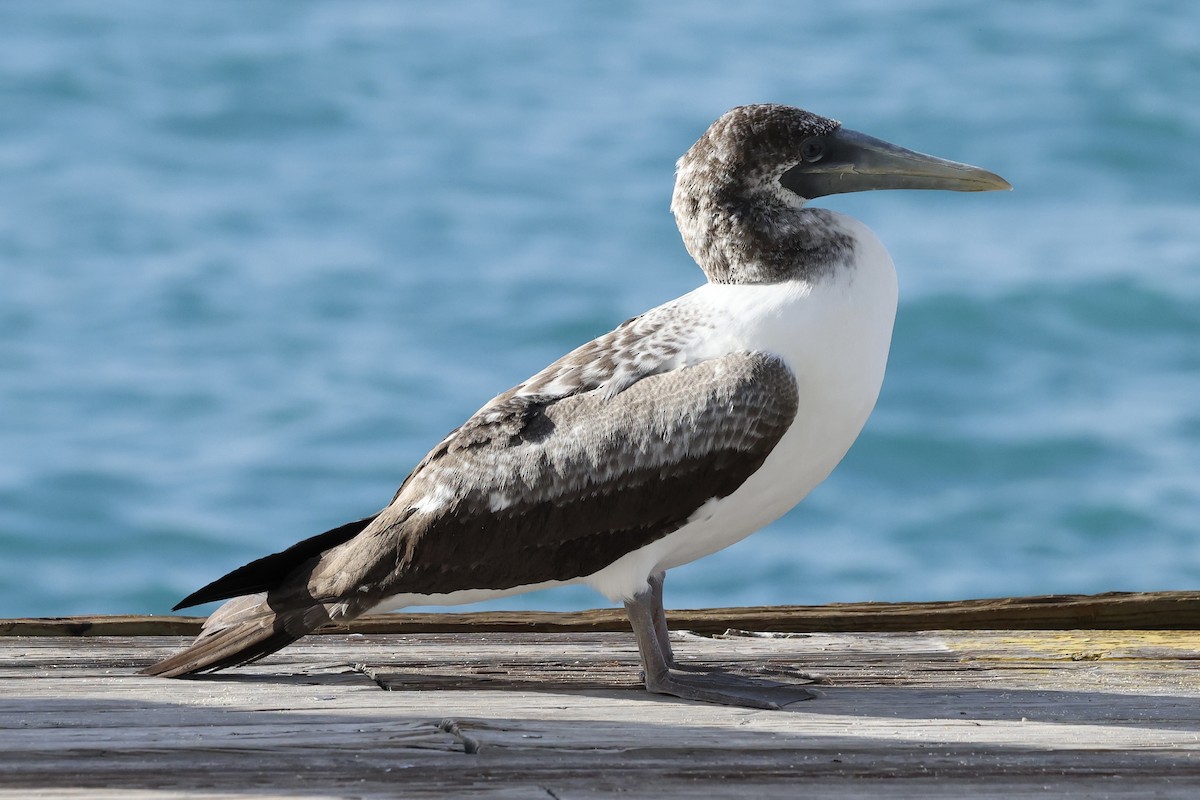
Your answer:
[2,1,1198,617]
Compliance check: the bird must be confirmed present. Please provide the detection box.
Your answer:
[144,104,1010,709]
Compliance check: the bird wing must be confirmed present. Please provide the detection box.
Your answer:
[306,349,800,601]
[169,305,708,612]
[146,346,800,678]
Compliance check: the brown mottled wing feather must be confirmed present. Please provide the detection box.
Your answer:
[144,349,798,678]
[308,350,799,601]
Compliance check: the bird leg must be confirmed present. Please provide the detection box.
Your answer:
[624,575,817,710]
[646,572,675,665]
[647,571,735,674]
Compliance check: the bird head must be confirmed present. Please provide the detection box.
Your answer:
[671,104,1009,283]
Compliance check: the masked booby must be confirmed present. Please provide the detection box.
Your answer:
[145,105,1009,709]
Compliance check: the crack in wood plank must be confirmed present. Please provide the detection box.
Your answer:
[2,629,1198,797]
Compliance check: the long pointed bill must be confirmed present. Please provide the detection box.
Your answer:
[780,127,1012,199]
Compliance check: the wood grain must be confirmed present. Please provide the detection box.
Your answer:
[1,627,1197,798]
[3,590,1199,637]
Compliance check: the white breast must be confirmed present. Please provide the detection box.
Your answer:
[583,213,899,601]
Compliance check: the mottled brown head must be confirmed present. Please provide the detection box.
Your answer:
[671,104,1010,285]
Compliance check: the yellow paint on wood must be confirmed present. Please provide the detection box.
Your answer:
[954,629,1200,662]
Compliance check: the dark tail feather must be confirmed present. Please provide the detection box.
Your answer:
[141,619,302,677]
[172,514,378,611]
[143,594,346,678]
[148,513,381,677]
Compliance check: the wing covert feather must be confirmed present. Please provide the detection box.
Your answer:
[313,351,799,599]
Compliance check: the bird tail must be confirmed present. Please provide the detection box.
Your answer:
[143,514,380,678]
[141,593,351,678]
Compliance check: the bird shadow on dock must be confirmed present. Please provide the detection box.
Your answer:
[155,660,1200,736]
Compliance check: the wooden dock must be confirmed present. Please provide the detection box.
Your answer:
[2,592,1198,798]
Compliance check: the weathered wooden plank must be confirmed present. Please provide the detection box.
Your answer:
[0,630,1197,798]
[3,590,1199,637]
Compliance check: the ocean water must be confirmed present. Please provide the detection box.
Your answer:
[1,1,1197,618]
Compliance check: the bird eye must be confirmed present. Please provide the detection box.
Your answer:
[800,137,825,163]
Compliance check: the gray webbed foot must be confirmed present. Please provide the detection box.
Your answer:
[644,666,817,709]
[626,573,818,710]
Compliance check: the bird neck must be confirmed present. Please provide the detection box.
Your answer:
[671,180,856,285]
